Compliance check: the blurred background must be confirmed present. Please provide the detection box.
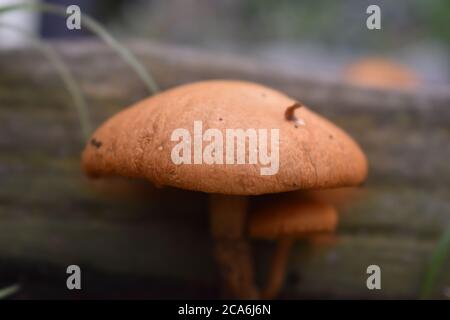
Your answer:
[1,0,449,85]
[0,0,449,300]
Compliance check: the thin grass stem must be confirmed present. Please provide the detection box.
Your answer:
[0,22,91,140]
[0,2,159,95]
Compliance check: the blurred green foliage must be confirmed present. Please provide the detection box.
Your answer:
[240,0,450,47]
[417,0,450,44]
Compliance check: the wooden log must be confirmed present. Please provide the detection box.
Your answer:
[0,40,449,299]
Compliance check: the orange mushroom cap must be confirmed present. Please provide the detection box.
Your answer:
[249,195,338,240]
[82,80,367,195]
[344,58,418,89]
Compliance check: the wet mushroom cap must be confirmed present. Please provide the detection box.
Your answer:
[82,80,367,195]
[249,198,338,239]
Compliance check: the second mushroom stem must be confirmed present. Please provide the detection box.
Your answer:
[209,194,258,299]
[261,236,294,300]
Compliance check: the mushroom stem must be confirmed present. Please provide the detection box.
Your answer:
[261,236,294,299]
[209,194,257,299]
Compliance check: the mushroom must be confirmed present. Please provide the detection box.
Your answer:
[250,194,338,299]
[344,58,418,89]
[82,80,367,299]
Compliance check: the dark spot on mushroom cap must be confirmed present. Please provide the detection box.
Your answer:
[90,138,103,149]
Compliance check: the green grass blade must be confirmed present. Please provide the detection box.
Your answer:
[0,22,91,140]
[0,284,20,300]
[0,2,159,95]
[420,223,450,299]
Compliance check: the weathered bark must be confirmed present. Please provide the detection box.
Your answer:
[0,40,449,299]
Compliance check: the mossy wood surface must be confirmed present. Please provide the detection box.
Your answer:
[0,40,449,299]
